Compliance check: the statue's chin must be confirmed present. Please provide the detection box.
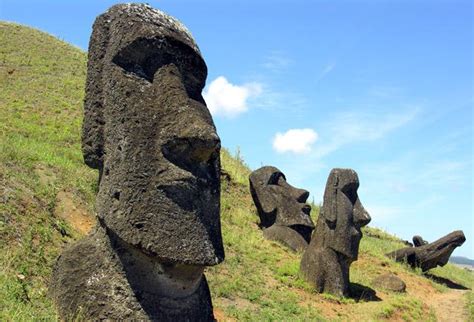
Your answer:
[154,263,205,298]
[112,233,207,299]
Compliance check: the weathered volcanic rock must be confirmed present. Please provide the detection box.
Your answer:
[387,231,465,272]
[51,4,224,320]
[372,273,406,293]
[300,168,371,297]
[412,235,428,247]
[249,166,314,251]
[51,225,215,320]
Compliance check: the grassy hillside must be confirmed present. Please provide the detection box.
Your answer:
[1,22,472,321]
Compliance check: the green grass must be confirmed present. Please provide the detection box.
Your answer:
[1,21,473,321]
[0,22,96,320]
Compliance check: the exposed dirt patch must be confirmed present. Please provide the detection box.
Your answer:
[429,289,469,322]
[34,164,56,186]
[54,190,94,235]
[220,297,258,310]
[214,307,236,322]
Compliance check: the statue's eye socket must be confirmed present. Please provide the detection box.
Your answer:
[342,186,358,204]
[268,172,285,185]
[112,37,206,100]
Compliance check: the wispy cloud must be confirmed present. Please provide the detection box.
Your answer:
[262,51,292,72]
[312,107,420,158]
[271,106,421,201]
[316,61,336,83]
[360,152,470,196]
[367,85,404,98]
[203,76,262,118]
[358,154,470,228]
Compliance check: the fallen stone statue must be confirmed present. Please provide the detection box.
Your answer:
[300,168,371,297]
[249,166,315,251]
[412,235,428,247]
[50,4,224,320]
[386,230,465,272]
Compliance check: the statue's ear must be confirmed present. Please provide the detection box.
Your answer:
[258,191,276,214]
[82,13,109,173]
[321,171,338,227]
[249,177,276,214]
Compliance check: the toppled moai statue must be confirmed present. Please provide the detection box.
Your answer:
[412,235,428,247]
[50,4,224,320]
[387,231,465,272]
[249,166,315,251]
[300,168,371,297]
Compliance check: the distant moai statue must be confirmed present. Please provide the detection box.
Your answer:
[300,168,371,297]
[387,231,465,271]
[412,235,428,247]
[249,166,315,251]
[50,4,224,320]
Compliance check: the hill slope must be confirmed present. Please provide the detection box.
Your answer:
[0,22,472,321]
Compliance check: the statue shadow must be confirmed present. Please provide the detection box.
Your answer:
[350,283,381,302]
[424,273,470,290]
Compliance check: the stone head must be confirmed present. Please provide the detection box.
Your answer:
[318,168,371,260]
[81,3,223,266]
[249,166,314,242]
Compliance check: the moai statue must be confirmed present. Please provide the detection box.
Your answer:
[412,235,428,247]
[249,166,315,252]
[300,168,371,297]
[387,230,465,272]
[50,4,224,320]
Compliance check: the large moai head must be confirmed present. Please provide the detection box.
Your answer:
[82,3,224,266]
[249,166,315,246]
[317,168,371,260]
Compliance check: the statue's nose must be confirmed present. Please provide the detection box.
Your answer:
[162,130,220,174]
[185,133,221,164]
[173,100,220,163]
[296,189,310,203]
[353,199,371,228]
[154,63,221,176]
[161,100,221,180]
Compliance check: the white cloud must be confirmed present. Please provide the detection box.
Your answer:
[203,76,262,118]
[273,128,318,154]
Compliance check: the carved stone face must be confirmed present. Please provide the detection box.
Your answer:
[249,166,315,242]
[388,230,466,271]
[319,168,371,260]
[82,4,224,266]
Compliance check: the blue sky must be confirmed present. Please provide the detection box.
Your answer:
[1,0,472,258]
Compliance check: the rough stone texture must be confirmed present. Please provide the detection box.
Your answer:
[249,166,314,251]
[51,225,214,320]
[51,4,223,320]
[372,273,406,293]
[412,235,428,247]
[300,168,371,297]
[387,231,465,272]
